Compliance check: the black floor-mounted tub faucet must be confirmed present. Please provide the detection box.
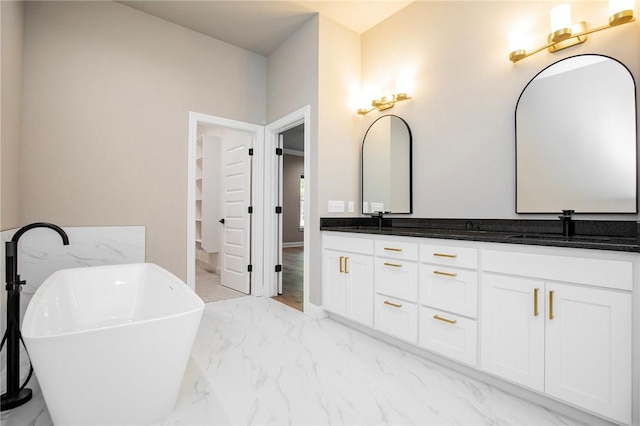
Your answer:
[1,222,69,411]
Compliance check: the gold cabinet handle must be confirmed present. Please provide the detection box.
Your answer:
[339,256,344,273]
[433,314,457,325]
[533,288,539,317]
[433,252,457,258]
[383,300,403,308]
[384,262,402,268]
[433,270,457,278]
[384,247,403,252]
[549,290,554,320]
[344,256,349,274]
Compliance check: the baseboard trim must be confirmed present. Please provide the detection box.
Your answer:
[303,302,327,319]
[283,242,304,248]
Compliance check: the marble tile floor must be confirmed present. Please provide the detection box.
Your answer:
[3,297,588,426]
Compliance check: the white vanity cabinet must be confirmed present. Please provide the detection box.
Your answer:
[322,234,374,327]
[373,239,419,343]
[480,249,633,424]
[321,230,636,425]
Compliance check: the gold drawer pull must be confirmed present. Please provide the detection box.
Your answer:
[344,256,349,274]
[433,252,457,258]
[383,300,403,308]
[533,288,539,317]
[339,256,344,273]
[433,270,457,278]
[549,290,554,320]
[384,262,403,268]
[433,314,457,325]
[384,247,403,252]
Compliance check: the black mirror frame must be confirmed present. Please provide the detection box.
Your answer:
[361,114,413,215]
[514,53,638,214]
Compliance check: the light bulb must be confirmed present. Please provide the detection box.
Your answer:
[550,4,572,42]
[610,0,634,15]
[509,29,527,53]
[609,0,634,25]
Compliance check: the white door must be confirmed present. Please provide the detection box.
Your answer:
[344,253,374,327]
[322,250,347,315]
[545,282,632,424]
[480,274,545,391]
[220,132,252,294]
[277,133,284,295]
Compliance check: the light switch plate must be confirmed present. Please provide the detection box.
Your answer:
[348,201,354,213]
[328,200,345,213]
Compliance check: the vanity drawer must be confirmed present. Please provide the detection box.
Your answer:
[419,306,477,366]
[420,243,478,269]
[374,294,418,344]
[376,259,418,302]
[323,234,374,255]
[375,240,418,261]
[420,266,478,318]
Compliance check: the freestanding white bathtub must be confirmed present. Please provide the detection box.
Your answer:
[21,263,204,425]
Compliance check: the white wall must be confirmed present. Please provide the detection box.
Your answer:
[361,1,639,220]
[317,15,362,223]
[0,1,24,230]
[18,1,267,280]
[268,15,321,303]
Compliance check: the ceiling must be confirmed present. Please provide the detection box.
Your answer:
[119,1,413,56]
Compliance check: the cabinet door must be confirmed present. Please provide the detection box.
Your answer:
[480,274,544,391]
[322,250,347,316]
[345,253,374,327]
[545,283,631,424]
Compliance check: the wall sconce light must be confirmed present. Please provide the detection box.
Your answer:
[357,93,411,115]
[509,0,635,63]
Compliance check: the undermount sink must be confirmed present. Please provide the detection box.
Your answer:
[507,234,612,242]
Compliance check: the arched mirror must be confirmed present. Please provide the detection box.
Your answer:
[516,54,637,213]
[362,115,412,214]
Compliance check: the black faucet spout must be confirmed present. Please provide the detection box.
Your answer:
[558,209,575,237]
[6,222,69,288]
[368,211,386,230]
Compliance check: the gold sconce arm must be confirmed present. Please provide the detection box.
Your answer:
[509,5,635,63]
[357,93,412,115]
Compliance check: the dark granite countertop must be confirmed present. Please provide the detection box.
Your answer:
[320,218,640,253]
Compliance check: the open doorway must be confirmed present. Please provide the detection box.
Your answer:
[264,106,311,315]
[193,124,252,303]
[187,112,264,301]
[272,124,304,311]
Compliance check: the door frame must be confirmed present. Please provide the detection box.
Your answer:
[187,111,264,294]
[264,105,312,312]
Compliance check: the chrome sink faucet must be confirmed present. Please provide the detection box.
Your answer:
[558,209,575,237]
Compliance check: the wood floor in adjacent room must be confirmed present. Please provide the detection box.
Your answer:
[272,246,304,312]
